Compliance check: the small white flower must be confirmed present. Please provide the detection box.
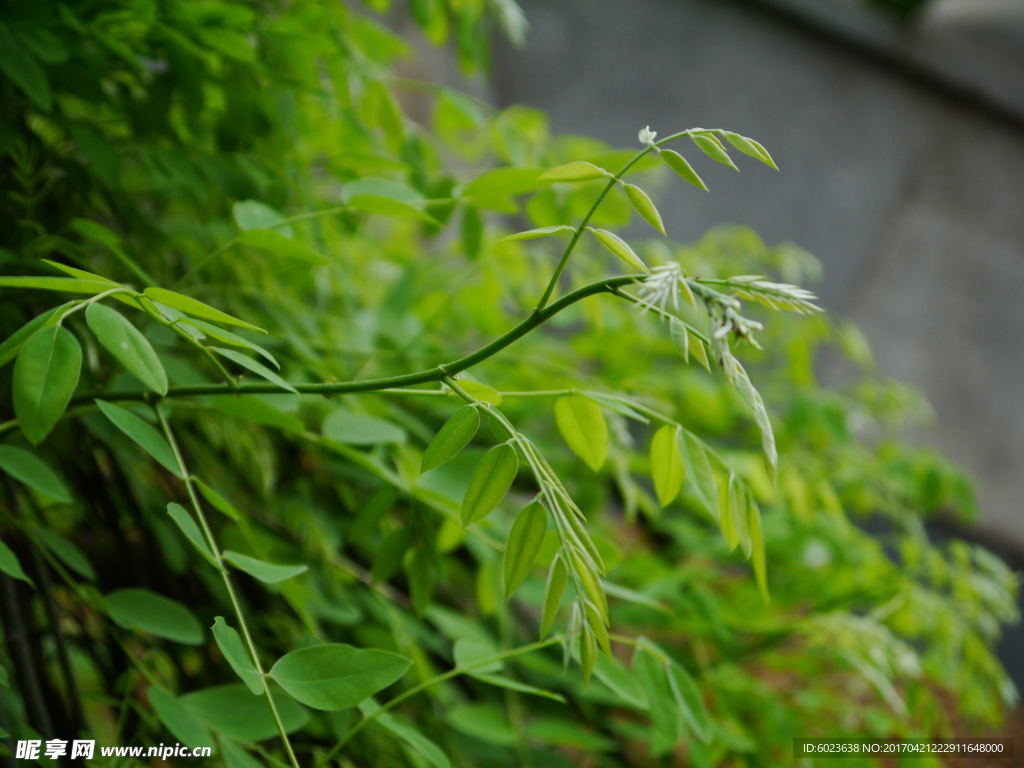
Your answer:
[638,125,657,146]
[636,262,683,315]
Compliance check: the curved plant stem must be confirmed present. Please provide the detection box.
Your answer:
[317,636,563,767]
[65,274,643,407]
[533,129,699,312]
[155,405,301,768]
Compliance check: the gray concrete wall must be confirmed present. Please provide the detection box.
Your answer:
[491,0,1024,545]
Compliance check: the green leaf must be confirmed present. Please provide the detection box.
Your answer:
[0,445,71,502]
[460,443,519,526]
[33,528,94,580]
[503,501,547,599]
[181,319,279,369]
[454,637,501,673]
[166,503,217,567]
[660,150,708,192]
[143,287,266,334]
[180,684,308,742]
[221,741,262,768]
[472,673,566,702]
[105,588,203,645]
[95,400,183,478]
[721,131,778,169]
[212,617,262,695]
[0,303,73,368]
[372,528,413,583]
[42,258,122,288]
[632,641,681,743]
[269,643,411,710]
[0,540,32,586]
[624,184,666,235]
[747,496,769,600]
[540,556,567,638]
[0,276,118,294]
[690,133,738,171]
[223,550,307,584]
[457,380,503,405]
[589,228,649,273]
[539,161,609,182]
[666,660,711,742]
[323,409,406,445]
[462,167,543,199]
[342,178,433,221]
[0,21,50,109]
[421,406,479,472]
[239,229,327,264]
[554,394,608,472]
[593,653,647,709]
[148,685,211,749]
[359,699,452,768]
[13,326,81,445]
[193,478,242,521]
[650,425,684,507]
[681,432,718,516]
[233,200,292,236]
[212,347,297,394]
[731,362,777,480]
[579,624,597,685]
[85,302,168,395]
[500,225,574,242]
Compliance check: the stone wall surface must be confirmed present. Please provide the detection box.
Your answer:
[491,0,1024,546]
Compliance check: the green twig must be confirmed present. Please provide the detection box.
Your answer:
[156,405,301,768]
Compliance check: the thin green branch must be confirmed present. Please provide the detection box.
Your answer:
[155,406,301,768]
[534,129,699,312]
[66,274,643,407]
[317,636,563,767]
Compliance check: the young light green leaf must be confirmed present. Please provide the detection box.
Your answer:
[500,225,574,242]
[731,362,777,480]
[554,394,608,472]
[589,228,648,273]
[86,302,168,395]
[13,326,82,445]
[579,625,597,685]
[690,333,711,372]
[503,501,547,599]
[0,540,33,586]
[268,644,411,710]
[624,184,666,235]
[0,445,71,503]
[181,319,279,369]
[669,318,689,363]
[456,380,503,405]
[718,474,739,551]
[650,425,684,507]
[233,200,292,235]
[166,503,217,567]
[691,133,738,171]
[540,555,567,639]
[212,347,297,394]
[105,588,203,645]
[421,406,480,473]
[148,685,211,749]
[539,161,609,182]
[95,400,183,478]
[660,150,708,192]
[42,259,120,286]
[211,617,262,695]
[323,409,406,445]
[0,303,73,368]
[143,287,266,334]
[460,443,519,526]
[666,660,712,742]
[721,131,778,169]
[222,550,307,584]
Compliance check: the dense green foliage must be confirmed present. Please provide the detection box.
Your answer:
[0,1,1017,766]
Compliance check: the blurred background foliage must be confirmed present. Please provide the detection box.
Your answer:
[0,0,1018,766]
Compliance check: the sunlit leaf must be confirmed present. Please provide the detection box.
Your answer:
[554,394,608,472]
[650,425,683,507]
[589,228,648,273]
[503,501,547,599]
[660,150,707,192]
[421,406,479,473]
[460,443,519,526]
[539,161,609,182]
